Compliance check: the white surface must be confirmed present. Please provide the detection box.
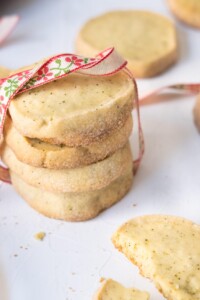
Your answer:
[0,1,200,299]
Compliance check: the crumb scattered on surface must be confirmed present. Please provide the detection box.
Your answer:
[133,203,137,207]
[34,232,46,241]
[14,254,18,257]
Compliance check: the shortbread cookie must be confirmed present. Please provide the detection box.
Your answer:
[193,94,200,131]
[4,114,133,169]
[113,215,200,300]
[0,66,11,78]
[10,167,133,221]
[2,143,132,193]
[168,0,200,28]
[9,71,134,146]
[93,279,149,300]
[75,11,178,78]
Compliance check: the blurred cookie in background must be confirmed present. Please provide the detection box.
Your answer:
[168,0,200,28]
[76,10,178,78]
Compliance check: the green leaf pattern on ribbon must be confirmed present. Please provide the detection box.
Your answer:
[24,76,38,89]
[50,59,71,77]
[4,77,19,97]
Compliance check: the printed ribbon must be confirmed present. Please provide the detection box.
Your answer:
[0,47,144,183]
[140,83,200,106]
[0,15,19,45]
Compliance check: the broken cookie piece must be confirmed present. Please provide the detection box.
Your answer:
[93,278,149,300]
[113,215,200,300]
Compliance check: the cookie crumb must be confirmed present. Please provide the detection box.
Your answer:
[34,232,46,241]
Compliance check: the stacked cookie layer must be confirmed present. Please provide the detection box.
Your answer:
[2,70,135,221]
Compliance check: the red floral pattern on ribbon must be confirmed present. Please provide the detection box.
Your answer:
[0,48,145,183]
[65,55,84,67]
[37,66,53,81]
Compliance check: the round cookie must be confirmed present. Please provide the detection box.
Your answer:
[193,94,200,132]
[2,143,133,193]
[168,0,200,28]
[4,114,133,169]
[9,71,134,146]
[75,10,178,78]
[10,167,133,221]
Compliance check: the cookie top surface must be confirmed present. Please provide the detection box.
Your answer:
[113,215,200,300]
[10,71,133,119]
[94,279,149,300]
[9,69,134,144]
[78,10,177,62]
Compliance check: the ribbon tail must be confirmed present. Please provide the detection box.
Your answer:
[132,78,145,175]
[124,68,145,174]
[0,165,11,183]
[139,83,200,106]
[0,134,11,183]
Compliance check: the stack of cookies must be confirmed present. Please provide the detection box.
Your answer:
[2,69,135,221]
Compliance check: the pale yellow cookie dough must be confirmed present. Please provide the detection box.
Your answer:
[93,278,149,300]
[76,10,178,78]
[9,70,134,146]
[4,114,133,169]
[2,143,132,193]
[113,215,200,300]
[10,167,133,221]
[168,0,200,28]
